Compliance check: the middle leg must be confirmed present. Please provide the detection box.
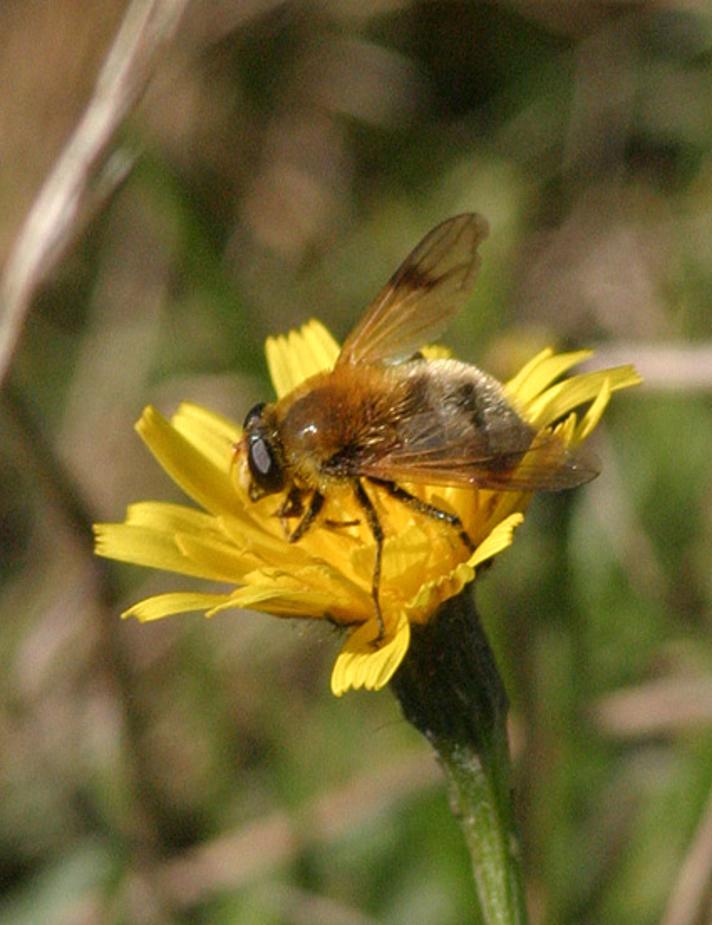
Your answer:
[367,477,474,553]
[352,479,385,639]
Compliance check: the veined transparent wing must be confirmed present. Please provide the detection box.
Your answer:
[337,214,489,367]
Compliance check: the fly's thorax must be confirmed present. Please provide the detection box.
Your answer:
[277,376,355,486]
[276,365,405,486]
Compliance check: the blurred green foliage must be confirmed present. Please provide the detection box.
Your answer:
[0,3,710,924]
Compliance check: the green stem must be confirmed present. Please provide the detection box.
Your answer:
[390,590,528,925]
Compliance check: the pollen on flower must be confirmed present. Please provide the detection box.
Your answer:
[94,319,641,695]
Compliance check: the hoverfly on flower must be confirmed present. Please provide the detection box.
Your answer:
[238,215,598,636]
[95,213,641,693]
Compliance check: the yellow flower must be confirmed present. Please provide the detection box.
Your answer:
[94,321,640,695]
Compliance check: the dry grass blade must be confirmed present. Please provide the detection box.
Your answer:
[0,0,190,388]
[659,790,712,925]
[583,344,712,392]
[156,750,440,908]
[593,677,712,739]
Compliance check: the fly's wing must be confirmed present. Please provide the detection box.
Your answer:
[358,411,599,492]
[337,213,489,367]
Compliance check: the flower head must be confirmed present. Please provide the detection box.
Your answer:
[94,320,640,695]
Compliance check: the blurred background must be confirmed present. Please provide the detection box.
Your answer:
[0,2,710,924]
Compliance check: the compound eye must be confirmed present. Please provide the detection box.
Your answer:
[249,436,273,478]
[243,402,266,430]
[247,432,284,495]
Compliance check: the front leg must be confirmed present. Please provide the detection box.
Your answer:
[352,479,385,640]
[277,486,305,520]
[288,491,325,543]
[277,486,305,535]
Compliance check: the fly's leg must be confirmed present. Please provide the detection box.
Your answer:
[352,479,385,640]
[281,487,358,533]
[277,486,305,534]
[287,491,325,543]
[367,477,474,553]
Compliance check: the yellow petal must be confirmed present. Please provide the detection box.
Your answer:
[421,344,451,360]
[210,583,334,618]
[137,406,242,517]
[331,613,411,696]
[551,411,577,446]
[525,365,641,428]
[504,347,553,397]
[221,563,368,620]
[405,512,525,622]
[94,523,226,580]
[264,334,293,401]
[349,524,431,586]
[574,376,611,444]
[469,512,525,568]
[407,560,476,623]
[125,501,219,534]
[123,592,231,621]
[302,318,341,370]
[171,402,240,473]
[504,348,592,405]
[218,510,314,569]
[266,320,339,398]
[381,524,437,580]
[176,532,261,582]
[296,564,371,613]
[474,490,530,546]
